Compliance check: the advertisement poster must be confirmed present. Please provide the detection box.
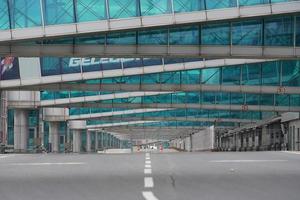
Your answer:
[0,57,20,80]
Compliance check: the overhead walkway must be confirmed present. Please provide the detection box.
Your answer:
[16,90,300,110]
[69,107,260,123]
[85,116,257,123]
[68,109,262,123]
[69,108,172,120]
[0,58,267,89]
[0,1,298,43]
[56,102,300,112]
[87,121,233,129]
[1,14,300,58]
[93,127,194,140]
[68,107,266,123]
[8,91,173,108]
[36,84,300,95]
[39,90,300,112]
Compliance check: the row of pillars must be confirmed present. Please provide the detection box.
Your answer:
[12,109,122,153]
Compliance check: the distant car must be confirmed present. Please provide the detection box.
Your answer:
[149,145,158,150]
[0,144,13,154]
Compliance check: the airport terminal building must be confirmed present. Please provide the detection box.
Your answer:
[0,0,300,153]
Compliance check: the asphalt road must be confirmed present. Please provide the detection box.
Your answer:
[0,151,300,200]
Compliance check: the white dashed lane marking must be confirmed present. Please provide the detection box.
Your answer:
[0,156,9,159]
[142,153,159,199]
[145,164,151,168]
[142,191,159,200]
[282,151,300,155]
[209,160,287,163]
[144,168,152,174]
[8,162,86,166]
[144,177,154,188]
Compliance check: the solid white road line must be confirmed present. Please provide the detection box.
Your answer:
[145,160,151,164]
[145,164,151,168]
[282,151,300,155]
[144,177,154,188]
[144,168,152,174]
[209,160,287,163]
[0,156,9,159]
[142,191,159,200]
[9,162,86,166]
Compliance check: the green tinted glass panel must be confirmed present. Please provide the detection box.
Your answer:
[239,0,269,6]
[232,20,262,45]
[76,0,106,22]
[140,0,171,16]
[222,66,241,85]
[169,26,199,45]
[107,31,136,44]
[276,94,289,106]
[296,16,300,46]
[242,63,261,85]
[0,0,10,29]
[44,0,75,25]
[108,0,139,19]
[217,92,230,104]
[246,94,260,105]
[138,29,168,44]
[262,61,280,85]
[182,70,201,84]
[201,68,220,84]
[202,92,216,104]
[173,0,204,12]
[10,0,42,28]
[282,61,300,86]
[264,16,294,46]
[202,23,230,45]
[205,0,237,9]
[290,94,300,106]
[260,94,274,105]
[231,93,244,105]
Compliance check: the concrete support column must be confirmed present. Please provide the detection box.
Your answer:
[236,134,241,151]
[255,134,259,147]
[95,132,98,151]
[243,135,247,151]
[109,134,112,148]
[248,133,253,149]
[73,130,81,153]
[86,131,91,152]
[49,122,59,153]
[68,120,86,153]
[14,109,29,152]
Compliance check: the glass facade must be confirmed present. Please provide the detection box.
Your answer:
[44,0,75,25]
[39,59,300,86]
[0,0,297,29]
[9,0,42,29]
[7,109,39,150]
[76,0,106,22]
[85,92,300,108]
[24,15,300,48]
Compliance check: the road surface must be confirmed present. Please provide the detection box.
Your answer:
[0,151,300,200]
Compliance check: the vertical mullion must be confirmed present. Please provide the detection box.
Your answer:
[105,0,110,19]
[73,0,77,23]
[6,0,12,29]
